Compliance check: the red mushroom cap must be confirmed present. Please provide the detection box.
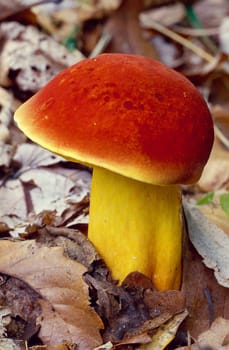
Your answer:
[14,54,214,185]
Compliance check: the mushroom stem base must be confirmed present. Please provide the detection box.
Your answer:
[88,166,182,290]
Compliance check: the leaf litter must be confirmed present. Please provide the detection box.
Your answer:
[0,0,229,349]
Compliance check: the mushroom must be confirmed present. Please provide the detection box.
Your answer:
[14,54,214,290]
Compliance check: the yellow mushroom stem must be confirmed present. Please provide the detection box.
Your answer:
[88,166,182,291]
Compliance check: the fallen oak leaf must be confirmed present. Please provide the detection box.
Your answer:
[183,198,229,288]
[0,239,103,349]
[85,270,186,348]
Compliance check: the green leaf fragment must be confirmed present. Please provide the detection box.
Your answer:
[196,192,214,205]
[219,193,229,217]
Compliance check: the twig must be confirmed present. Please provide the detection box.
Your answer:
[89,31,112,58]
[141,18,215,63]
[172,25,219,37]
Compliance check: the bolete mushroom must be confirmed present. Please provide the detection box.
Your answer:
[14,54,214,290]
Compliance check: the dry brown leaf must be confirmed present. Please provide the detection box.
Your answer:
[0,239,103,349]
[0,143,91,235]
[105,0,158,58]
[183,198,229,288]
[0,22,83,94]
[182,233,229,339]
[177,317,229,350]
[140,310,188,350]
[198,138,229,191]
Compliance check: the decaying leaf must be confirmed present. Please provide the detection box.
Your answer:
[85,270,186,348]
[183,198,229,288]
[177,317,229,350]
[0,21,84,95]
[0,239,103,349]
[140,310,188,350]
[0,144,91,235]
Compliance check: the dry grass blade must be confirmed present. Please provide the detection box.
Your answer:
[140,17,215,63]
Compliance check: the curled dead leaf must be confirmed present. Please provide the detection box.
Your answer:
[183,198,229,288]
[198,137,229,192]
[0,239,103,349]
[1,143,91,235]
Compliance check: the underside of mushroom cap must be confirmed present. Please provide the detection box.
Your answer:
[14,53,214,185]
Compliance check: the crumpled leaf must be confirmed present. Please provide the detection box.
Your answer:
[183,198,229,288]
[177,317,229,350]
[1,144,91,235]
[140,310,188,350]
[0,239,103,349]
[85,270,186,348]
[0,21,84,94]
[14,143,65,176]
